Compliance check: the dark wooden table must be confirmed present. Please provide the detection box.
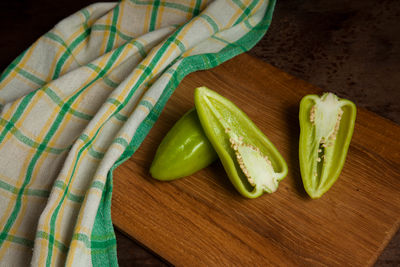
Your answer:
[1,0,398,266]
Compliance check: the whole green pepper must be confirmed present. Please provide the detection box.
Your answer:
[299,92,356,199]
[194,87,288,198]
[150,108,218,181]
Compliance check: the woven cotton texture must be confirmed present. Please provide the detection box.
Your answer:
[0,0,275,266]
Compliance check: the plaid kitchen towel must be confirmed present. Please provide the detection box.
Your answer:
[0,0,275,266]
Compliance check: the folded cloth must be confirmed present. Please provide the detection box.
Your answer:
[0,0,275,265]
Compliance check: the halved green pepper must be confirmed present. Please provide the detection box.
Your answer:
[195,87,288,198]
[299,92,356,199]
[150,108,218,181]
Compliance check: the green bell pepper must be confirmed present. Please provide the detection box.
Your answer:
[150,108,218,181]
[194,87,288,198]
[299,92,356,199]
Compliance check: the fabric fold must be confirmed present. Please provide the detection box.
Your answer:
[0,0,275,265]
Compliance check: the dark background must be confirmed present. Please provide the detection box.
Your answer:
[0,0,398,266]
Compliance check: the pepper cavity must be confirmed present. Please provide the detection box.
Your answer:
[308,93,344,185]
[228,133,279,193]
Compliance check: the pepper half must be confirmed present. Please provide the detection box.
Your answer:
[195,87,288,198]
[299,92,356,199]
[150,108,218,181]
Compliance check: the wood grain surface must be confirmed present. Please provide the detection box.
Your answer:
[111,53,400,266]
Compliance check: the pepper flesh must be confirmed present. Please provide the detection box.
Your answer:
[299,92,356,199]
[194,87,288,198]
[150,108,218,181]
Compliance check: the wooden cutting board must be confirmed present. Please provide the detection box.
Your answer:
[111,53,400,266]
